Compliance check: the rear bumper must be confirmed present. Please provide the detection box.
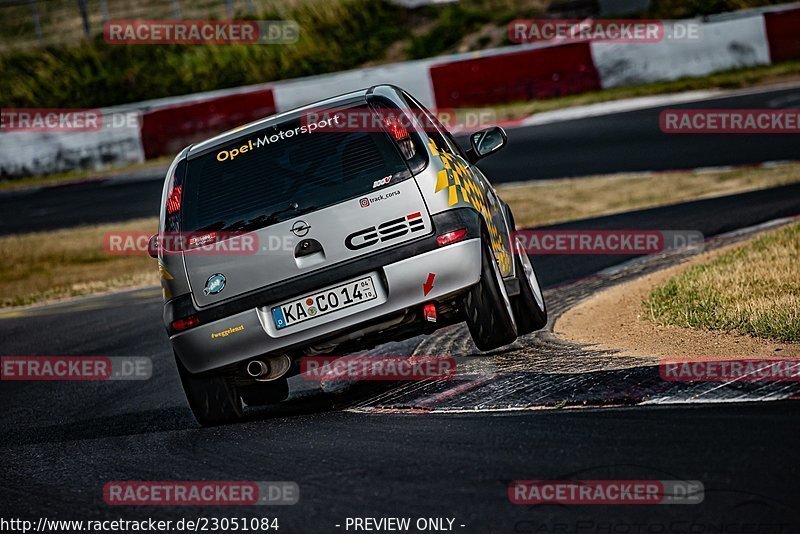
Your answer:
[171,237,481,373]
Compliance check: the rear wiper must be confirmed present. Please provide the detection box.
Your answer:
[261,202,320,223]
[214,219,247,232]
[219,203,318,234]
[267,202,301,220]
[288,204,318,218]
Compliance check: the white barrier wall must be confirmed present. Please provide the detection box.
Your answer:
[0,115,144,178]
[271,58,438,111]
[0,60,438,179]
[591,17,771,88]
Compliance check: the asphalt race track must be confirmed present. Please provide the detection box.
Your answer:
[2,183,799,531]
[480,84,800,181]
[2,85,799,235]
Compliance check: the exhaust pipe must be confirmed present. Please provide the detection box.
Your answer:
[247,360,269,378]
[246,355,291,382]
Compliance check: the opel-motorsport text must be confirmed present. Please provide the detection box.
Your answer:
[215,114,343,162]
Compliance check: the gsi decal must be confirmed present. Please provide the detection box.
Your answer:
[345,212,425,250]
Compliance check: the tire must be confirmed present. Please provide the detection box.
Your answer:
[511,238,547,334]
[463,239,518,351]
[174,352,244,426]
[504,205,547,334]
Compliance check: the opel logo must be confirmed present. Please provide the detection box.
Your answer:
[291,220,311,237]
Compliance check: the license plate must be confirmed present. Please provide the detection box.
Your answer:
[271,276,378,330]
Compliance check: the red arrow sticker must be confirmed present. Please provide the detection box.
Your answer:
[423,273,436,296]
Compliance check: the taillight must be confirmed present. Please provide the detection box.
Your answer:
[171,315,200,332]
[162,157,186,238]
[166,185,182,215]
[437,228,467,247]
[382,115,409,141]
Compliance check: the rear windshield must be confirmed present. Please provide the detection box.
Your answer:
[182,105,412,233]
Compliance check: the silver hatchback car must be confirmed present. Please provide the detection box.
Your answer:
[152,85,546,425]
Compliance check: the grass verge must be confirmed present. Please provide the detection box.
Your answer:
[3,0,796,110]
[498,161,800,227]
[1,0,543,109]
[0,0,407,108]
[0,218,158,308]
[644,223,800,342]
[3,162,800,308]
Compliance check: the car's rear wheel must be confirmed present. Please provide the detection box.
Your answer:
[174,352,244,426]
[463,239,517,351]
[512,239,547,334]
[504,204,547,334]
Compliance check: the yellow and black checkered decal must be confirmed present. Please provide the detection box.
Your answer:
[429,139,511,275]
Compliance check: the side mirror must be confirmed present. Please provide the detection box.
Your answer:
[148,234,160,259]
[469,126,507,160]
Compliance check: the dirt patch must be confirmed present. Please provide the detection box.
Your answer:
[554,241,800,360]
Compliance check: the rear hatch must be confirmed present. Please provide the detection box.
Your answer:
[181,103,432,307]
